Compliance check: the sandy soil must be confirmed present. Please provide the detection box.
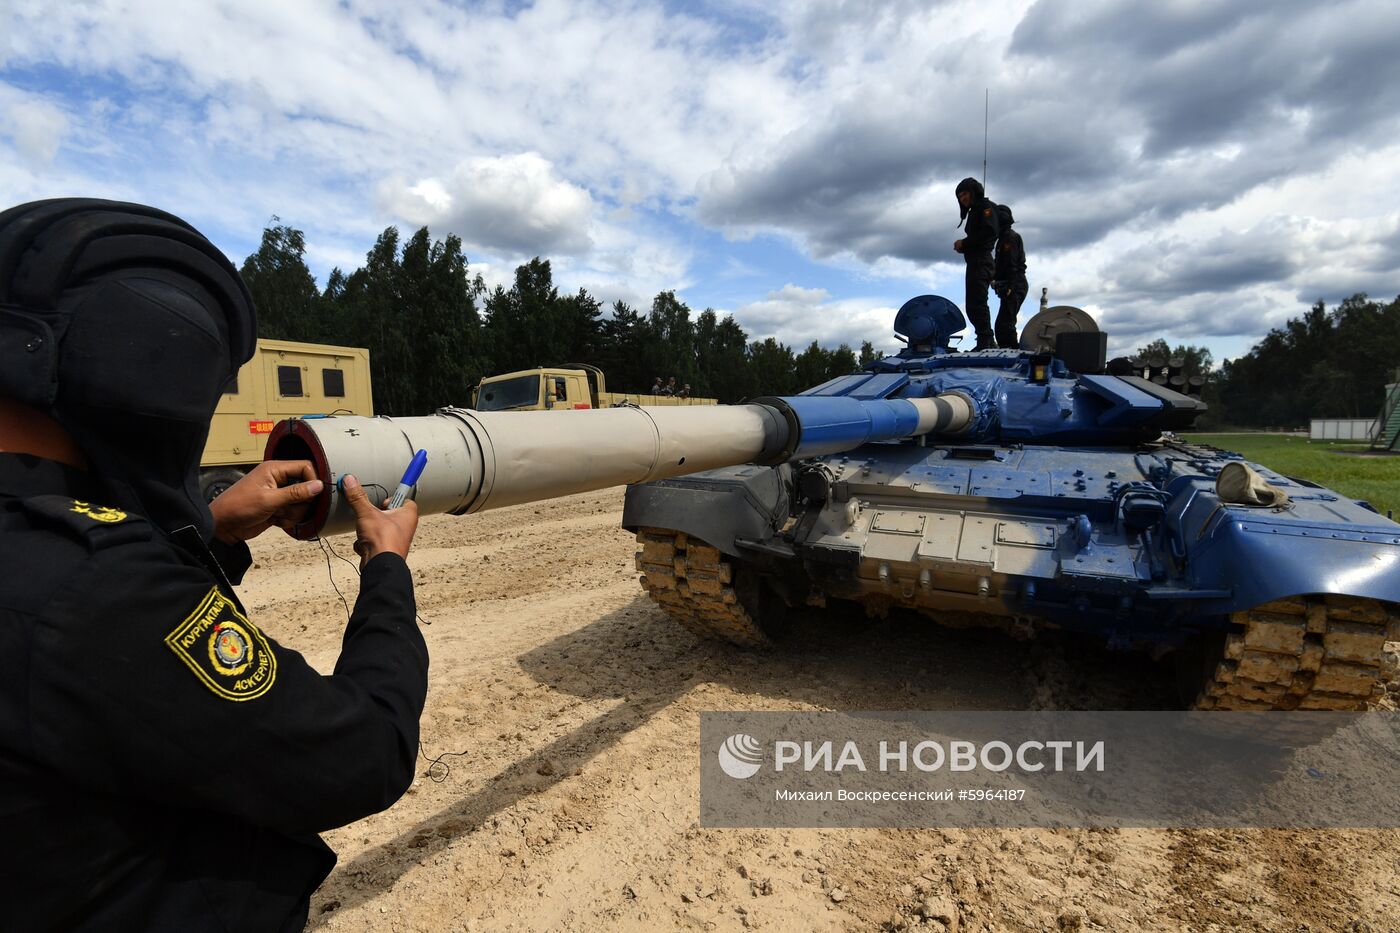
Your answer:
[236,487,1400,932]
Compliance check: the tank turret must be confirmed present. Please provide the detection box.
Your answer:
[827,298,1205,447]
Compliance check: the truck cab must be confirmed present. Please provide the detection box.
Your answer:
[473,364,717,411]
[474,366,602,411]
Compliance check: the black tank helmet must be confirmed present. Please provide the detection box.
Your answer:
[996,203,1015,227]
[955,176,984,225]
[0,198,256,538]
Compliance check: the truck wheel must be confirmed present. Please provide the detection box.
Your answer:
[200,468,246,503]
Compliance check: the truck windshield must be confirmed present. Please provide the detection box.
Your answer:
[477,374,541,411]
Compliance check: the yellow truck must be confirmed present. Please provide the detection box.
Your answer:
[473,364,717,412]
[200,338,373,500]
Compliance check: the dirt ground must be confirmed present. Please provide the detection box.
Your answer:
[237,486,1400,932]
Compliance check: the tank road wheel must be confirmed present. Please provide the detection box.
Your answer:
[1193,595,1400,711]
[634,527,785,648]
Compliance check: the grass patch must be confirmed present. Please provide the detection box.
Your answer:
[1183,433,1399,517]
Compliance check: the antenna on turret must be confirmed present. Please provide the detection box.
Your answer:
[982,89,989,190]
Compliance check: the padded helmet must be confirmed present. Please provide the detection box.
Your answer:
[0,198,256,537]
[955,177,984,222]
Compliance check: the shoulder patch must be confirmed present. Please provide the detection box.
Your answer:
[983,208,993,215]
[69,500,128,523]
[165,587,278,701]
[18,495,151,548]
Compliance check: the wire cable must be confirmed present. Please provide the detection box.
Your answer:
[419,745,473,783]
[316,537,351,621]
[318,536,448,780]
[318,536,431,626]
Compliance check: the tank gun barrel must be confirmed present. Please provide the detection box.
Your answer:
[266,394,974,539]
[754,394,974,460]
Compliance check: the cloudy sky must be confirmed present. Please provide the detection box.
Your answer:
[4,0,1399,363]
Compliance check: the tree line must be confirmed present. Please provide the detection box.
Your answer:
[1104,295,1399,429]
[240,219,1399,427]
[240,221,878,415]
[1213,295,1400,427]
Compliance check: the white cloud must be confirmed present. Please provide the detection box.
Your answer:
[303,242,370,281]
[561,219,696,311]
[731,284,903,351]
[379,153,595,256]
[0,93,67,164]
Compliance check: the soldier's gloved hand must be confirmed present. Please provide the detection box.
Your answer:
[342,474,419,568]
[210,459,324,544]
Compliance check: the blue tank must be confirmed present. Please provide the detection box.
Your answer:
[624,296,1400,711]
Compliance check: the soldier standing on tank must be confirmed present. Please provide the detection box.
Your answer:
[952,177,1000,351]
[991,203,1028,349]
[0,198,425,931]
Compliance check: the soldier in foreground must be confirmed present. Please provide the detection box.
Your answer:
[0,198,426,931]
[952,176,1000,351]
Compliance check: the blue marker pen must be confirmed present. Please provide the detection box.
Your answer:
[388,449,428,509]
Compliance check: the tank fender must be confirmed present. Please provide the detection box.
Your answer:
[1181,501,1400,614]
[622,464,792,557]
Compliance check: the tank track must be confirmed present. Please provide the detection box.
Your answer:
[636,530,1398,711]
[1193,595,1399,711]
[634,528,774,648]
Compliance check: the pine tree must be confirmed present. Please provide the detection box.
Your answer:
[484,258,564,374]
[645,291,698,389]
[240,220,320,341]
[748,337,798,395]
[597,300,647,392]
